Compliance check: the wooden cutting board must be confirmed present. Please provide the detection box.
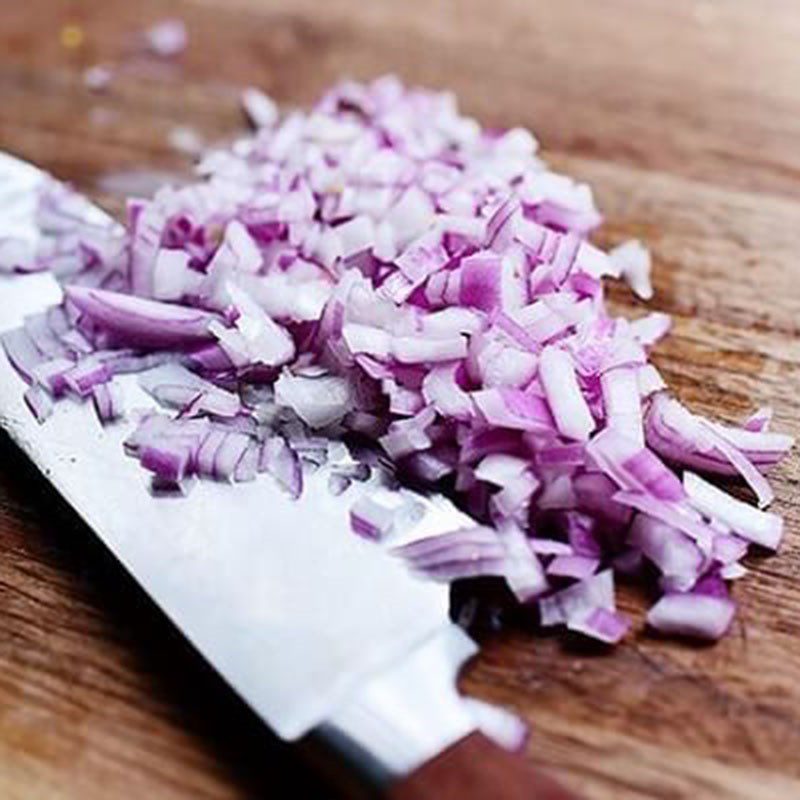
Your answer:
[0,1,798,797]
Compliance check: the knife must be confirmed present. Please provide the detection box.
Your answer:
[0,152,576,799]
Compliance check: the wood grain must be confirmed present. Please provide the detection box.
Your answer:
[0,1,798,798]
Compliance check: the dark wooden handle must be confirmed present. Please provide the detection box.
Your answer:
[388,733,579,800]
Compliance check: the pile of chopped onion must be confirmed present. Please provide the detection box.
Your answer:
[1,77,793,644]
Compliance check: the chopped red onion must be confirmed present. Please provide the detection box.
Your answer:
[600,368,643,446]
[259,436,302,499]
[242,87,278,129]
[743,406,772,432]
[683,472,783,551]
[197,429,226,477]
[91,381,124,424]
[66,286,219,348]
[646,394,792,474]
[712,533,748,565]
[2,328,43,382]
[24,384,54,423]
[274,370,354,428]
[350,489,425,541]
[141,442,192,484]
[83,65,113,92]
[613,490,714,554]
[31,357,74,397]
[629,312,671,347]
[144,19,188,58]
[2,76,792,646]
[473,388,556,433]
[233,443,259,483]
[63,358,111,397]
[539,570,615,628]
[530,538,574,557]
[567,607,630,645]
[546,555,600,581]
[629,514,703,589]
[587,428,685,502]
[720,562,747,581]
[212,432,251,482]
[538,346,595,441]
[421,363,473,421]
[610,240,653,300]
[0,237,37,273]
[696,418,774,508]
[646,592,735,641]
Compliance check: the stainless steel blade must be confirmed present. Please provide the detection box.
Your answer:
[0,153,476,742]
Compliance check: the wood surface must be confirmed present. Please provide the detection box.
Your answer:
[1,1,799,798]
[389,732,578,800]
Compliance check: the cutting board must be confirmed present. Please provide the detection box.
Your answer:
[1,1,798,798]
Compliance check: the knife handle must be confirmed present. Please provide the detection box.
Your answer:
[388,732,578,800]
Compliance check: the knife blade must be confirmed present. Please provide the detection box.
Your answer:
[0,153,576,799]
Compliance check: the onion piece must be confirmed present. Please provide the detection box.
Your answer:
[31,357,75,397]
[472,388,556,433]
[610,240,653,300]
[140,442,192,484]
[234,444,259,482]
[538,346,595,441]
[474,454,529,486]
[259,436,302,499]
[546,555,600,581]
[421,363,473,421]
[637,365,667,398]
[383,186,435,249]
[275,370,354,428]
[539,570,615,627]
[91,382,124,424]
[712,533,748,565]
[212,432,251,482]
[490,471,540,525]
[587,428,685,502]
[2,328,44,383]
[743,407,772,432]
[498,521,548,601]
[696,418,774,507]
[350,489,426,541]
[614,490,714,554]
[24,384,54,423]
[601,368,644,446]
[567,607,630,644]
[242,87,278,128]
[379,407,436,460]
[197,429,227,477]
[220,283,296,368]
[394,526,503,560]
[720,562,747,580]
[646,592,735,641]
[65,286,219,348]
[530,539,574,556]
[392,334,467,364]
[645,394,792,473]
[630,312,671,347]
[683,472,783,551]
[144,19,188,58]
[139,363,240,418]
[63,359,111,397]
